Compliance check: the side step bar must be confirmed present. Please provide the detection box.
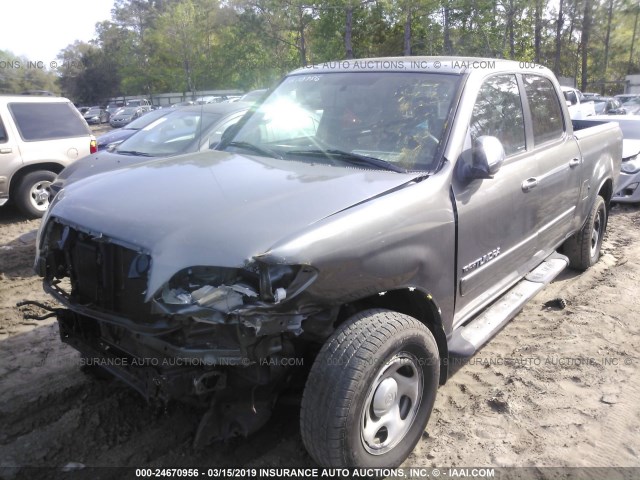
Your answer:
[448,252,569,357]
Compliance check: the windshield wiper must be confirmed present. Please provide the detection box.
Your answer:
[226,141,283,159]
[116,150,154,157]
[287,149,406,173]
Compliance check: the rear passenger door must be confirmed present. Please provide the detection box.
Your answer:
[522,74,582,252]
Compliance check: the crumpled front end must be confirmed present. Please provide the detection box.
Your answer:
[35,215,330,443]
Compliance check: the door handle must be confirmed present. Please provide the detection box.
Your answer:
[0,148,12,154]
[569,157,581,168]
[521,177,538,192]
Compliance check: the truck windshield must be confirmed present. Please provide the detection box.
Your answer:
[223,72,460,171]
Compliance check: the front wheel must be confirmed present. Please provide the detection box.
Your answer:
[300,309,439,467]
[563,195,607,271]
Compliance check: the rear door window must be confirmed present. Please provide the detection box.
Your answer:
[8,102,89,141]
[523,75,565,146]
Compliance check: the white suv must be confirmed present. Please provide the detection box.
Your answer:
[0,95,96,217]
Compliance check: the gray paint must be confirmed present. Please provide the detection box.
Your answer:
[49,151,425,300]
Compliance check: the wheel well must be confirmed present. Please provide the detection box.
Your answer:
[599,178,613,209]
[9,163,64,198]
[337,288,449,385]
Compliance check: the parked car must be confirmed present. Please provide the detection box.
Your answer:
[21,90,56,96]
[617,149,640,202]
[238,89,268,104]
[592,97,627,115]
[96,108,173,150]
[582,92,601,99]
[618,96,640,115]
[0,95,96,217]
[169,101,195,108]
[105,102,124,116]
[125,98,152,112]
[614,93,640,105]
[35,58,621,467]
[195,95,224,104]
[83,106,110,124]
[49,102,250,196]
[561,86,596,119]
[109,106,143,127]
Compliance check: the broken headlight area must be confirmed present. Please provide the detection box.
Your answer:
[36,218,155,323]
[152,263,318,323]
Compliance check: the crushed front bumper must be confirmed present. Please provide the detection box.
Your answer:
[57,309,232,403]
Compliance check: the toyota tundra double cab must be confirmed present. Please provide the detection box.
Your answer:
[35,58,621,468]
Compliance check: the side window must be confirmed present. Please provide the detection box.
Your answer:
[469,74,526,157]
[0,117,7,143]
[563,90,577,106]
[9,102,89,141]
[205,114,243,149]
[523,75,564,146]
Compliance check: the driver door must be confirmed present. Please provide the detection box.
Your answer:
[452,74,540,327]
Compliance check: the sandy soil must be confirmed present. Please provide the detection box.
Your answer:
[0,200,639,478]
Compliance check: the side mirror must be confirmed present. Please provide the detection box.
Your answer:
[106,141,123,152]
[462,136,506,180]
[566,100,572,107]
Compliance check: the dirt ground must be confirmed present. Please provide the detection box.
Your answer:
[0,198,639,478]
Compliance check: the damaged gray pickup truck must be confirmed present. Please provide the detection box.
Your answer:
[35,58,621,468]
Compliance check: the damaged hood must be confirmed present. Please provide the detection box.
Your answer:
[49,151,421,297]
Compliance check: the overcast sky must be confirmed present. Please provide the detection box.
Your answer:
[0,0,115,63]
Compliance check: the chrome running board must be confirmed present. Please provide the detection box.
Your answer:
[448,252,569,357]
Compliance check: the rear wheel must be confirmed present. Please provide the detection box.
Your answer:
[15,170,56,218]
[300,309,439,467]
[564,195,607,271]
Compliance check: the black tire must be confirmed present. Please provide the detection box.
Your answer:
[300,309,439,468]
[564,195,607,271]
[15,170,57,218]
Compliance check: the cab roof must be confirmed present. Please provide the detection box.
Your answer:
[289,56,552,77]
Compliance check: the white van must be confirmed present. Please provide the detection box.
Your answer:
[0,96,96,217]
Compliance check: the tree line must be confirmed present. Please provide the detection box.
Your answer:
[2,0,640,104]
